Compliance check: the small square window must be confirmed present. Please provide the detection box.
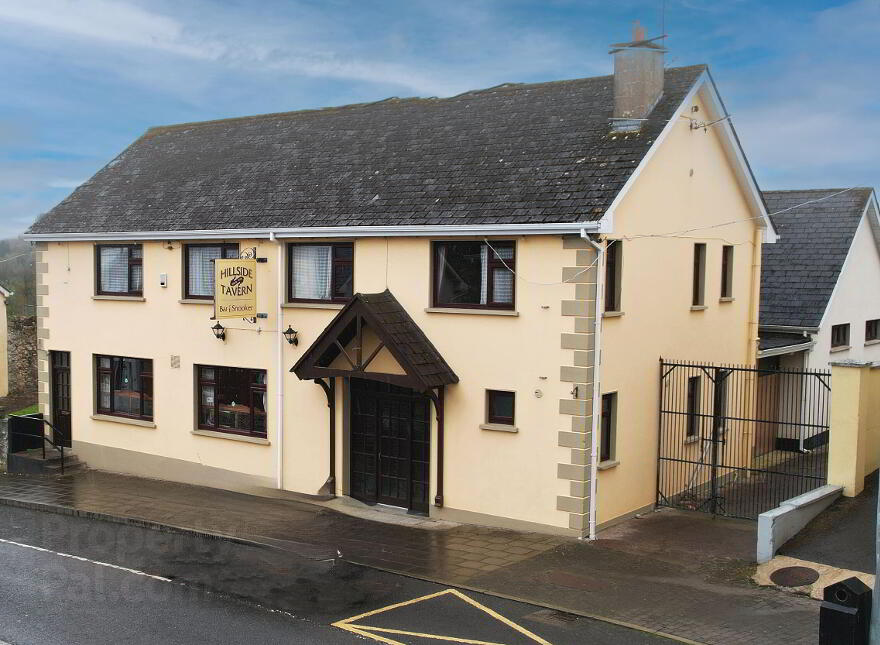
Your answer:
[288,243,353,303]
[487,390,515,426]
[866,319,879,342]
[831,323,850,349]
[96,244,143,296]
[185,244,239,299]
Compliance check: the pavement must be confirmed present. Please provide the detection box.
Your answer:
[780,471,877,574]
[0,469,822,644]
[0,504,669,644]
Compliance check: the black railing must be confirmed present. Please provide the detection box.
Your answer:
[8,414,68,475]
[657,358,831,520]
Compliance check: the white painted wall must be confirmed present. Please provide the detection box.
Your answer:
[807,201,880,371]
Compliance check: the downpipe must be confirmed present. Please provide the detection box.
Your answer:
[270,231,284,490]
[582,228,604,541]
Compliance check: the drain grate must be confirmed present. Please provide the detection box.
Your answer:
[770,566,820,588]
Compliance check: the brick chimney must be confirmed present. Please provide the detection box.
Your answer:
[610,21,667,131]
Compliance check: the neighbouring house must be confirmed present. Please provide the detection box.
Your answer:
[0,284,11,397]
[23,27,776,537]
[757,187,880,451]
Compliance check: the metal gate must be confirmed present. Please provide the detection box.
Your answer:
[657,358,831,519]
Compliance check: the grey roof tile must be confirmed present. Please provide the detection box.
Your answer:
[28,66,706,235]
[760,188,874,329]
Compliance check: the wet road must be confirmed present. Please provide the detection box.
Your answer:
[0,505,673,644]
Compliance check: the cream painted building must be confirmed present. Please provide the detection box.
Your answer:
[24,34,776,537]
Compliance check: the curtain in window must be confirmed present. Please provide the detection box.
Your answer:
[291,245,332,300]
[479,245,488,305]
[100,247,129,293]
[435,245,447,303]
[491,245,514,303]
[188,246,222,297]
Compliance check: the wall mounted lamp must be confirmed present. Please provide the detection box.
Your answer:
[283,325,299,346]
[211,322,226,341]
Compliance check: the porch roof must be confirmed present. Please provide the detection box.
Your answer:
[291,289,458,391]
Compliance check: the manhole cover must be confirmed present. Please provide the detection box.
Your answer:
[770,566,820,587]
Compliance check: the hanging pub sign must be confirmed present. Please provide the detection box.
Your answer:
[214,258,257,320]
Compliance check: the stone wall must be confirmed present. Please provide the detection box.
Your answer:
[7,316,37,396]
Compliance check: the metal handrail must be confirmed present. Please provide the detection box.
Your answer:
[8,415,67,475]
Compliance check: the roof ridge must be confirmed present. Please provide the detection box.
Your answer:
[142,64,708,139]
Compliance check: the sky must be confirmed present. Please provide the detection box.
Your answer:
[0,0,877,239]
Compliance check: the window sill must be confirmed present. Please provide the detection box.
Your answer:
[191,429,270,445]
[597,459,619,471]
[91,414,156,429]
[179,298,213,305]
[684,435,700,445]
[719,297,735,303]
[830,345,851,353]
[602,311,624,318]
[690,305,708,311]
[282,302,345,311]
[92,295,145,302]
[865,339,880,347]
[479,423,518,433]
[426,308,518,317]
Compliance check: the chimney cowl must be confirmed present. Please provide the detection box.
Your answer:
[610,21,666,131]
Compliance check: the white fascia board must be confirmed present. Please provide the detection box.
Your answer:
[598,75,706,234]
[760,324,820,334]
[22,221,601,243]
[757,341,814,359]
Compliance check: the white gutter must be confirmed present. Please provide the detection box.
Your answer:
[23,221,601,243]
[757,340,815,359]
[270,231,285,490]
[583,228,604,541]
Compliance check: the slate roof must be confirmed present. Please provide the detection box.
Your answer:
[758,331,811,352]
[27,66,707,235]
[760,188,876,329]
[292,290,458,389]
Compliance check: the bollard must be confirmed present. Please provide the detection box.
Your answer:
[820,577,871,644]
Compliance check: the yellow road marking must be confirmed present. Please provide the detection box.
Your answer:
[355,625,509,644]
[331,587,552,645]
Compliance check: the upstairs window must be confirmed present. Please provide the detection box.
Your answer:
[720,245,734,299]
[96,244,142,296]
[433,241,515,309]
[692,243,706,307]
[95,355,153,421]
[866,319,879,343]
[604,240,622,312]
[185,244,239,299]
[197,365,267,438]
[288,243,353,303]
[831,323,850,349]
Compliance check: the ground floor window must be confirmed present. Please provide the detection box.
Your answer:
[486,389,515,426]
[95,355,153,421]
[600,392,617,462]
[197,365,267,437]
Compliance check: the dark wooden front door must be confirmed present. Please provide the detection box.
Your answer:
[50,351,71,448]
[350,379,430,513]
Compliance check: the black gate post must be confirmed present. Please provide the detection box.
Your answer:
[709,367,726,515]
